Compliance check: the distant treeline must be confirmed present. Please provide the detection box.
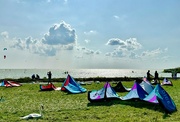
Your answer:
[1,77,135,83]
[163,67,180,73]
[1,76,168,83]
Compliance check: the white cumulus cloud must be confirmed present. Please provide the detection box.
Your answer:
[141,48,163,57]
[11,21,77,56]
[105,38,169,60]
[11,37,57,56]
[84,30,97,35]
[1,31,9,39]
[43,21,77,45]
[76,46,100,56]
[106,48,127,58]
[106,38,125,46]
[106,38,142,51]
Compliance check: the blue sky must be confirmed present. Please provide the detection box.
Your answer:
[0,0,180,69]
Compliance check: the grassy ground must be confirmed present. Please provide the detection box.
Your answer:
[0,79,179,122]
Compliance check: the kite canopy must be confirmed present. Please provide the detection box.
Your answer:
[140,81,154,94]
[143,85,159,104]
[0,80,21,87]
[155,84,176,113]
[161,78,173,86]
[112,81,131,92]
[61,74,87,94]
[88,82,120,102]
[3,48,7,59]
[40,83,57,91]
[121,81,148,100]
[143,83,177,106]
[121,82,176,113]
[87,80,177,113]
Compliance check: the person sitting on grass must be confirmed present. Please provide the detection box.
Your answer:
[31,74,35,80]
[36,74,40,80]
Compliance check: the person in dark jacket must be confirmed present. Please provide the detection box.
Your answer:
[147,70,152,81]
[47,71,52,84]
[154,71,159,84]
[31,74,35,80]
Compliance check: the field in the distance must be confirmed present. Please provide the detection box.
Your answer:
[0,79,179,122]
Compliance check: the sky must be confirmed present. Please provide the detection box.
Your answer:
[0,0,180,69]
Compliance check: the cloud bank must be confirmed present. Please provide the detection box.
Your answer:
[106,38,142,50]
[106,38,142,58]
[106,38,166,60]
[11,21,77,56]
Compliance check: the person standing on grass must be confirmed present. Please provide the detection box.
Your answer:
[47,71,52,84]
[154,71,159,84]
[147,70,152,81]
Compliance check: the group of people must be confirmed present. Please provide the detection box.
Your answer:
[31,74,40,80]
[31,70,176,85]
[33,70,159,83]
[31,71,52,83]
[146,70,159,84]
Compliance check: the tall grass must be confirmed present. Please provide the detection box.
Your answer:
[0,80,180,122]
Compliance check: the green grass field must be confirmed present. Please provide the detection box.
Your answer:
[0,79,179,122]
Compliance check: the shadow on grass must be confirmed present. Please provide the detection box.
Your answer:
[62,91,87,95]
[87,98,174,118]
[38,90,55,92]
[119,99,164,112]
[87,98,122,107]
[122,100,177,118]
